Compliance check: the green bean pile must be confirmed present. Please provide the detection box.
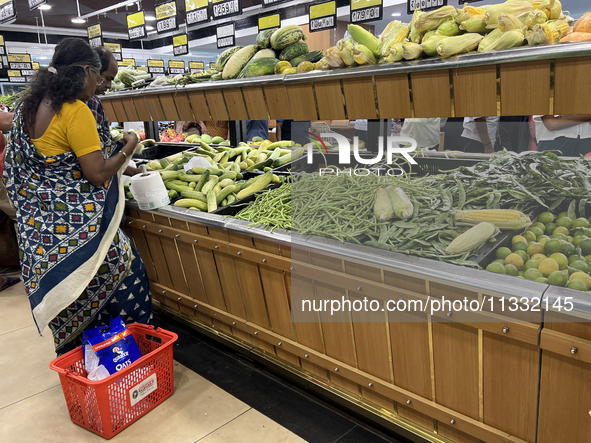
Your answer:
[234,182,292,232]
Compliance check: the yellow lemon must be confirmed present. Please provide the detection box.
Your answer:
[539,258,559,277]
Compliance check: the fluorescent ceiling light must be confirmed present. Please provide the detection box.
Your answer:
[39,56,48,59]
[145,16,156,21]
[71,17,85,23]
[39,4,51,9]
[146,25,155,30]
[391,12,401,16]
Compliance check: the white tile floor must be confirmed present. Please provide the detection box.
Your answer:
[0,274,306,443]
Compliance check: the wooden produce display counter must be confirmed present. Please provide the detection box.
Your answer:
[101,42,591,123]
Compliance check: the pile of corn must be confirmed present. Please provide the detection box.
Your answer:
[319,0,573,68]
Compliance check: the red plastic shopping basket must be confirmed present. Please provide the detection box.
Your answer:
[49,323,178,439]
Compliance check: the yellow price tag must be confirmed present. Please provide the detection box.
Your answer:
[148,59,164,67]
[127,11,145,28]
[105,43,121,53]
[155,1,176,20]
[185,0,208,11]
[32,62,39,70]
[351,0,381,10]
[173,34,188,47]
[7,54,32,63]
[258,14,280,30]
[7,70,21,77]
[0,36,5,46]
[169,61,185,69]
[119,58,136,67]
[87,23,102,38]
[310,1,335,19]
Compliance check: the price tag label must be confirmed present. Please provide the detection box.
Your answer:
[105,43,122,61]
[87,23,103,48]
[28,0,46,11]
[118,58,136,67]
[173,33,189,56]
[212,0,241,20]
[155,0,178,34]
[262,0,289,7]
[0,35,6,56]
[350,0,382,24]
[32,62,39,69]
[216,23,235,49]
[8,53,32,70]
[148,59,165,74]
[407,0,446,14]
[189,61,204,74]
[137,66,148,73]
[209,61,216,69]
[8,69,24,82]
[0,0,17,25]
[309,1,336,33]
[169,60,185,74]
[127,10,146,40]
[258,13,280,32]
[186,0,209,25]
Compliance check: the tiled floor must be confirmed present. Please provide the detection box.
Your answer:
[0,268,406,443]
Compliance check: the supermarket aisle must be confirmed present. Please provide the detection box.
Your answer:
[0,269,304,443]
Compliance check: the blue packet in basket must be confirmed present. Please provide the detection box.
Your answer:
[83,317,142,376]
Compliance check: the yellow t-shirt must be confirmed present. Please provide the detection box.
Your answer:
[32,100,101,157]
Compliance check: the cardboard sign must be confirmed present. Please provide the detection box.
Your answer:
[212,0,241,20]
[148,59,165,74]
[0,0,17,25]
[309,1,336,33]
[216,23,235,49]
[168,60,185,74]
[350,0,382,24]
[118,58,136,67]
[407,0,447,15]
[189,61,204,74]
[173,33,189,56]
[7,53,32,70]
[28,0,46,11]
[127,11,146,40]
[155,0,178,34]
[258,13,280,32]
[87,23,103,48]
[186,0,209,26]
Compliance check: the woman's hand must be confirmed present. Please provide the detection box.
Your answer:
[122,131,139,145]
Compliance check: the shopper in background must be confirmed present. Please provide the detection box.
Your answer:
[528,116,538,151]
[203,120,230,140]
[276,119,292,141]
[246,120,269,141]
[175,121,202,136]
[534,115,591,156]
[400,118,447,151]
[2,38,151,355]
[462,117,500,153]
[354,119,368,146]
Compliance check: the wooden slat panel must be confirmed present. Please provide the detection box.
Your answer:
[554,56,591,115]
[120,97,139,121]
[145,95,166,121]
[360,389,395,412]
[376,74,412,118]
[500,60,551,116]
[174,92,195,121]
[483,332,539,442]
[101,100,118,123]
[158,233,189,295]
[301,360,328,380]
[397,405,434,430]
[342,77,378,119]
[453,65,498,118]
[538,352,591,443]
[276,348,300,367]
[132,97,152,122]
[176,242,208,303]
[159,94,180,121]
[143,231,173,288]
[187,91,211,120]
[438,424,480,443]
[242,86,268,120]
[411,70,452,118]
[432,323,479,419]
[541,329,591,365]
[263,84,293,119]
[223,88,249,120]
[128,227,157,281]
[286,83,318,121]
[111,98,128,122]
[292,274,324,352]
[384,271,427,295]
[314,80,346,120]
[234,256,270,328]
[330,373,360,395]
[545,310,591,340]
[204,90,229,121]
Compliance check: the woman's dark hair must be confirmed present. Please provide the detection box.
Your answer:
[94,46,114,74]
[21,37,101,126]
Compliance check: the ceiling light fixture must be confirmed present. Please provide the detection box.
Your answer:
[145,16,156,21]
[71,17,85,23]
[146,25,154,30]
[39,4,52,10]
[39,56,48,59]
[391,12,401,16]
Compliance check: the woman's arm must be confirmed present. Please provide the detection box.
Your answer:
[541,115,591,131]
[0,112,14,132]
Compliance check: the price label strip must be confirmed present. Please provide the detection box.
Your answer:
[118,58,136,67]
[87,23,103,48]
[32,62,39,69]
[216,23,235,49]
[155,0,178,34]
[186,0,209,26]
[0,0,17,25]
[28,0,46,11]
[212,0,241,20]
[0,35,6,56]
[209,61,216,69]
[7,53,32,70]
[407,0,446,15]
[105,42,122,61]
[127,10,146,40]
[350,0,382,24]
[173,33,189,56]
[189,61,204,74]
[169,60,185,75]
[262,0,289,8]
[8,69,25,83]
[148,59,165,74]
[258,13,280,32]
[309,1,336,33]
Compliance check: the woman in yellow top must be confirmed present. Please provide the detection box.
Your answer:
[2,38,152,355]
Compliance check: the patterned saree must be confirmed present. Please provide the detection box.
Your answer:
[2,103,151,354]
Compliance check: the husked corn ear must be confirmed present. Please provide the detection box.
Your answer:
[437,33,484,57]
[477,28,503,51]
[436,20,462,36]
[388,187,413,220]
[484,1,534,28]
[352,44,377,65]
[525,10,547,28]
[317,57,331,70]
[546,18,569,35]
[378,21,409,55]
[336,37,355,51]
[416,5,457,33]
[454,209,531,230]
[526,23,560,45]
[537,0,561,19]
[379,42,404,63]
[460,16,489,33]
[422,30,436,43]
[409,9,424,43]
[421,34,447,57]
[478,28,525,52]
[402,42,423,60]
[324,46,346,68]
[374,188,395,221]
[455,4,486,24]
[340,45,357,67]
[446,222,499,254]
[348,24,380,57]
[497,13,526,31]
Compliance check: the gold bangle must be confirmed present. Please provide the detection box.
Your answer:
[120,151,128,160]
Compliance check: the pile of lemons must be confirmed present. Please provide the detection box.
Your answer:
[486,211,591,291]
